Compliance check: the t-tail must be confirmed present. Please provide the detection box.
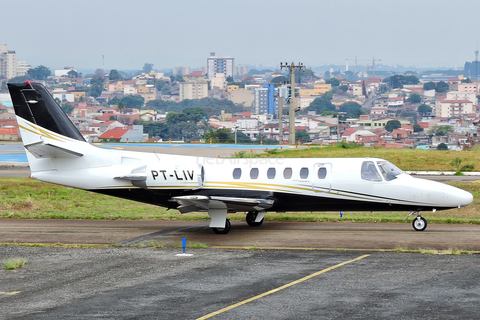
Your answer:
[7,82,92,173]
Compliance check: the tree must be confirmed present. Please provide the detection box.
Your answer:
[204,127,232,143]
[295,130,310,143]
[67,70,78,78]
[409,93,422,103]
[423,82,436,91]
[339,102,365,117]
[450,158,475,174]
[175,74,185,82]
[383,75,419,89]
[109,69,123,81]
[143,63,154,73]
[271,76,288,84]
[8,75,31,83]
[339,85,349,93]
[116,100,125,112]
[27,65,51,80]
[435,81,449,93]
[120,95,144,109]
[413,124,424,132]
[417,104,432,115]
[161,84,171,95]
[437,143,448,150]
[61,101,74,115]
[429,125,454,136]
[306,95,335,114]
[155,79,167,91]
[325,78,340,87]
[385,120,402,132]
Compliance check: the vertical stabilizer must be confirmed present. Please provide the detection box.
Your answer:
[7,82,85,141]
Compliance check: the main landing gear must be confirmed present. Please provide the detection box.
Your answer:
[246,211,264,227]
[212,219,231,234]
[406,211,428,231]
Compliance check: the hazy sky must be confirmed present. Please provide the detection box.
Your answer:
[1,0,479,72]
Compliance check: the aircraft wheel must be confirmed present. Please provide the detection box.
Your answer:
[213,219,231,234]
[412,217,427,231]
[246,211,263,227]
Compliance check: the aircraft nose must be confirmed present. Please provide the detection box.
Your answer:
[445,185,473,208]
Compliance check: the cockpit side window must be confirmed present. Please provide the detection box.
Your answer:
[361,161,382,181]
[377,161,403,181]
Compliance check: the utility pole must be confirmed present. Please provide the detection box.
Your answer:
[475,47,479,96]
[280,62,305,144]
[278,95,283,145]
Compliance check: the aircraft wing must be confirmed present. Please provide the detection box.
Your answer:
[171,195,274,213]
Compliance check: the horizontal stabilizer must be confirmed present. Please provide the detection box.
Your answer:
[25,141,83,159]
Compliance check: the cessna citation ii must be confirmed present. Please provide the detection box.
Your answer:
[8,82,473,234]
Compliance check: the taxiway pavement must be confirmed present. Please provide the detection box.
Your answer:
[1,247,480,319]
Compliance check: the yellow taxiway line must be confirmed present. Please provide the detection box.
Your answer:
[0,291,21,295]
[196,254,370,320]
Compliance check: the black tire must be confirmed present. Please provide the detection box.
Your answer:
[246,211,264,227]
[412,217,427,231]
[213,219,231,234]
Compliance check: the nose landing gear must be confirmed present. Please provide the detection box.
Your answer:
[406,211,428,231]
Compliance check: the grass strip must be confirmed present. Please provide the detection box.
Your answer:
[3,257,28,270]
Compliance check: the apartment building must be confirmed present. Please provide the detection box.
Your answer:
[207,52,234,79]
[179,80,208,101]
[0,45,16,78]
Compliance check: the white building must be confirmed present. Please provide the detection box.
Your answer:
[173,66,191,76]
[0,44,16,78]
[207,52,234,79]
[16,61,31,77]
[210,73,227,90]
[54,67,76,77]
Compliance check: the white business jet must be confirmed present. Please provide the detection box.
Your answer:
[7,82,473,234]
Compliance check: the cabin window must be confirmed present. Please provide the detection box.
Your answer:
[300,167,309,179]
[377,161,402,181]
[283,167,292,179]
[233,168,242,179]
[361,161,382,181]
[250,168,259,179]
[317,167,327,179]
[267,168,276,179]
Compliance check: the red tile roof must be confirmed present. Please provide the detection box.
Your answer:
[99,127,131,139]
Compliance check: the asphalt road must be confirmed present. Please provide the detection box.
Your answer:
[2,247,480,319]
[2,141,480,319]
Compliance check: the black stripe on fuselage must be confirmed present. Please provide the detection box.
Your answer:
[88,188,451,212]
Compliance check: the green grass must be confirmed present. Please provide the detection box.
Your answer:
[1,178,479,224]
[241,145,480,172]
[174,241,209,249]
[3,257,28,270]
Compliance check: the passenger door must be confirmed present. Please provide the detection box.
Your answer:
[312,163,332,193]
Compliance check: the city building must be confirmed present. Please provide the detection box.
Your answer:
[207,52,234,79]
[0,44,16,78]
[253,83,277,114]
[179,80,208,101]
[235,65,248,76]
[173,66,191,76]
[16,61,31,77]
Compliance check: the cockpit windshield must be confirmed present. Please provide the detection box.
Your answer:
[377,161,403,181]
